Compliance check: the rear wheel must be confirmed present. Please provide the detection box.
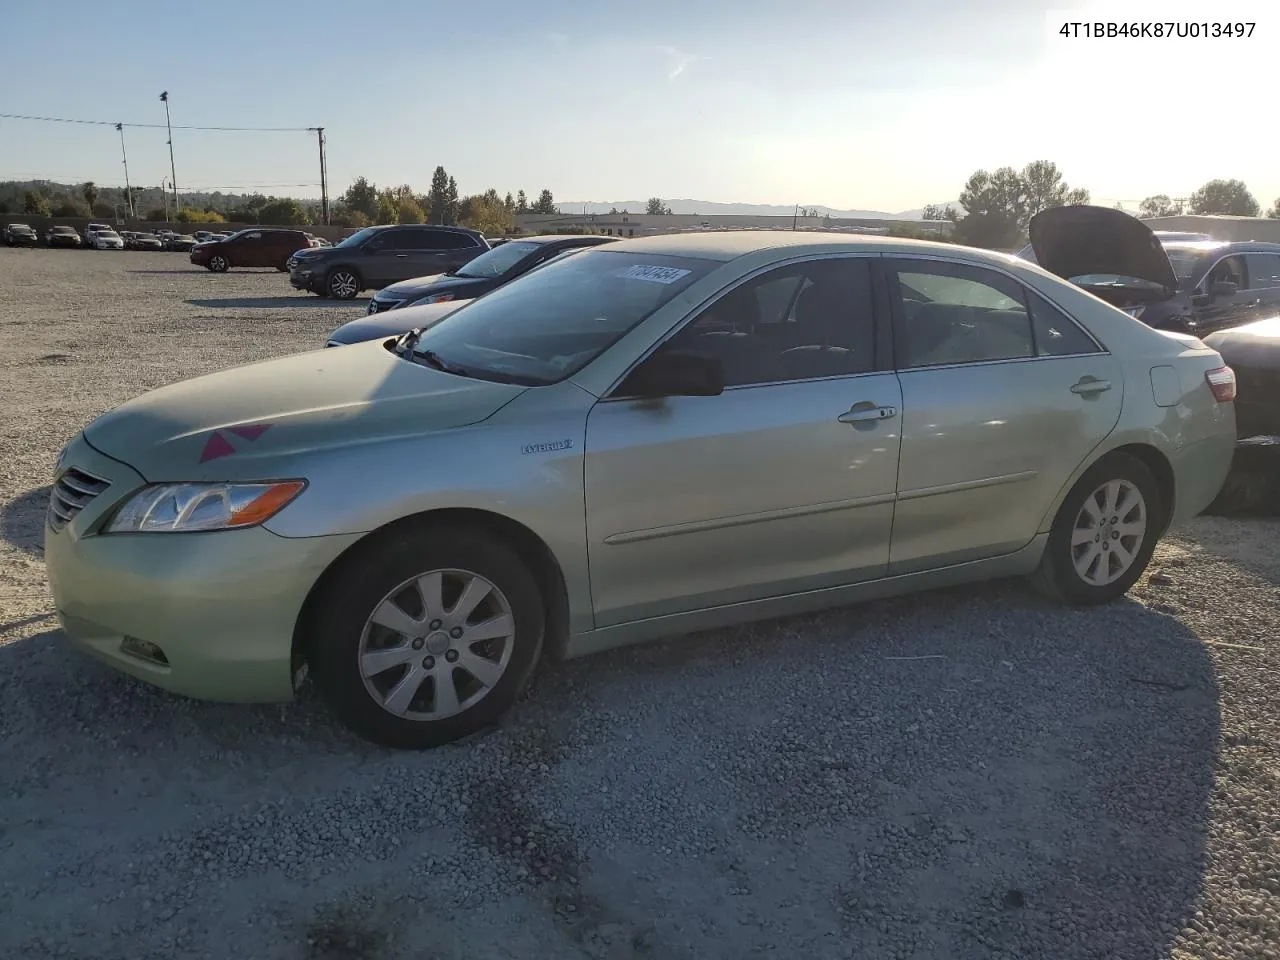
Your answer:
[308,525,545,749]
[1031,452,1162,605]
[326,268,361,299]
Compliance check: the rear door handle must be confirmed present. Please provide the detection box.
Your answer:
[395,254,409,259]
[1071,377,1112,395]
[838,404,898,424]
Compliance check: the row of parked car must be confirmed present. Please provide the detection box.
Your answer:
[3,222,334,254]
[47,209,1253,749]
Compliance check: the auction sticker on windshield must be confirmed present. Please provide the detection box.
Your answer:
[617,265,693,284]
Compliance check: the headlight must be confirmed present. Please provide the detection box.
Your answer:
[418,293,456,305]
[104,480,306,533]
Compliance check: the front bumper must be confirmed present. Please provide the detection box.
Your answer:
[290,267,322,292]
[44,434,362,703]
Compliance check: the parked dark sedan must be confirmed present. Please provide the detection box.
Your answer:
[1204,316,1280,439]
[1023,205,1280,336]
[45,225,82,248]
[167,235,197,252]
[326,298,470,347]
[128,232,164,251]
[365,235,617,315]
[4,223,39,247]
[288,224,490,299]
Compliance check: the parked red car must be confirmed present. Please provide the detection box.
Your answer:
[189,228,312,272]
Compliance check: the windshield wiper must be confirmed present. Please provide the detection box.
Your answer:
[398,332,471,377]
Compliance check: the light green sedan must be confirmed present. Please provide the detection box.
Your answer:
[45,232,1237,749]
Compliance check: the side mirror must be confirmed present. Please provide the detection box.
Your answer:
[619,350,724,398]
[1210,280,1239,297]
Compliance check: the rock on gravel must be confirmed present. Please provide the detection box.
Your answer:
[2,249,1279,959]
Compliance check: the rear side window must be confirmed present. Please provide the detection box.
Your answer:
[1027,291,1102,356]
[1245,253,1280,289]
[892,260,1035,368]
[426,230,482,250]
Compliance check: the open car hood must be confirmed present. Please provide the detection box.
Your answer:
[1029,205,1178,297]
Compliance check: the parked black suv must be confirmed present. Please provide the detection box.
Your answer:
[287,225,490,299]
[1022,205,1280,336]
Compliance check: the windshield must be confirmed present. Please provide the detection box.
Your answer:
[12,225,34,233]
[336,227,379,248]
[51,226,74,233]
[409,249,718,386]
[454,241,542,278]
[1163,251,1207,284]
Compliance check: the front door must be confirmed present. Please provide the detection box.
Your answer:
[232,231,265,267]
[584,256,901,627]
[1194,253,1258,334]
[885,258,1123,574]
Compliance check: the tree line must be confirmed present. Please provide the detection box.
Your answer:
[920,163,1280,249]
[330,169,557,235]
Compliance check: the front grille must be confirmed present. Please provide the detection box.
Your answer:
[367,297,402,315]
[48,468,110,532]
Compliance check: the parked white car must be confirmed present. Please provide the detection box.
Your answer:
[89,229,125,250]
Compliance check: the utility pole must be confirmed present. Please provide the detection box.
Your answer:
[162,176,171,222]
[793,204,798,230]
[159,91,179,212]
[313,126,329,225]
[115,123,134,218]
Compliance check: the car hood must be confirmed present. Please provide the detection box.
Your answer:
[1202,314,1280,369]
[1029,205,1178,296]
[82,339,525,481]
[328,299,471,345]
[380,274,489,299]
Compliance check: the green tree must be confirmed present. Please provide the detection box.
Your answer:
[396,195,426,223]
[144,207,168,221]
[1020,160,1088,226]
[22,190,50,216]
[445,176,460,225]
[515,189,529,214]
[504,191,515,212]
[952,167,1025,248]
[332,208,371,228]
[1268,197,1280,219]
[646,197,672,215]
[176,208,227,223]
[82,181,98,212]
[1139,194,1180,218]
[459,193,516,236]
[920,204,956,221]
[376,191,398,224]
[340,177,380,221]
[256,198,308,225]
[1189,179,1259,216]
[425,166,450,224]
[532,189,557,214]
[52,199,89,217]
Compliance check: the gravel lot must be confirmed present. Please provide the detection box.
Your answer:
[1,247,1278,960]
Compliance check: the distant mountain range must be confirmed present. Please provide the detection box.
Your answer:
[559,199,961,219]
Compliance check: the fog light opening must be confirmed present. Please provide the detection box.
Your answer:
[120,636,169,666]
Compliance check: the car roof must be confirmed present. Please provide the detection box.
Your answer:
[1162,239,1280,255]
[517,234,616,245]
[606,230,976,263]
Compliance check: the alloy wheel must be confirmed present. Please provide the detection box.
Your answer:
[1070,479,1147,586]
[358,568,515,720]
[329,271,359,299]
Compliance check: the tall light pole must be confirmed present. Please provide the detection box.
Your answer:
[161,176,171,223]
[115,123,134,218]
[159,91,179,212]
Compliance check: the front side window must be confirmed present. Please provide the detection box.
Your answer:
[1245,253,1280,289]
[1207,255,1248,290]
[408,249,717,385]
[893,261,1035,368]
[657,258,877,386]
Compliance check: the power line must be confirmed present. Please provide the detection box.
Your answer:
[0,112,313,132]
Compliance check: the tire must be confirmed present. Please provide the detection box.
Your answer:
[308,524,546,749]
[209,254,230,273]
[276,265,288,272]
[326,268,361,300]
[1031,451,1163,606]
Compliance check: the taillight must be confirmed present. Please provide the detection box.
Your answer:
[1205,365,1236,403]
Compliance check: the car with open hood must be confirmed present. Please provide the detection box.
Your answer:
[326,298,472,347]
[46,231,1237,749]
[1022,205,1280,337]
[287,224,490,299]
[364,235,619,315]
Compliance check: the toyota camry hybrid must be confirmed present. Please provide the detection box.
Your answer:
[46,232,1237,749]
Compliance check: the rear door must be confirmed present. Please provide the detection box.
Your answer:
[1245,252,1280,320]
[886,257,1122,573]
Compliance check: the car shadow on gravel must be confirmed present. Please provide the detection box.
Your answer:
[0,579,1222,959]
[1,485,49,557]
[187,297,362,309]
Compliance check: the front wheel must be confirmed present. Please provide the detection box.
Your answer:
[308,525,546,749]
[326,269,361,299]
[1031,451,1163,606]
[208,254,230,272]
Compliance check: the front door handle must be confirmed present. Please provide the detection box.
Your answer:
[838,404,898,424]
[1071,377,1112,395]
[395,253,409,259]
